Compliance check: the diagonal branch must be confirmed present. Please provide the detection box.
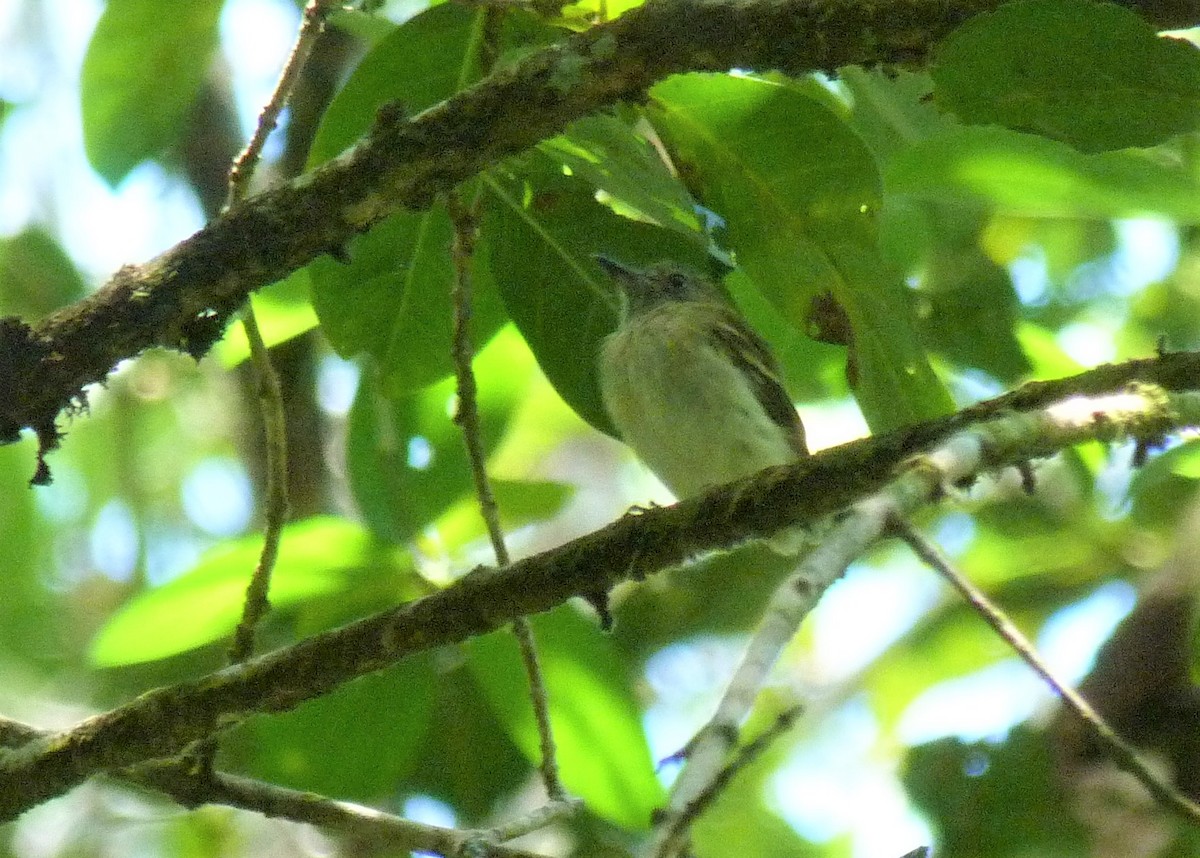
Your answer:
[1,0,1194,468]
[893,517,1200,825]
[1,356,1199,821]
[649,382,1200,855]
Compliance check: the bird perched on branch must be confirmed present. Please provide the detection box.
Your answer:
[595,257,808,516]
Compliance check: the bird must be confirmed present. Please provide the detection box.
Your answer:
[595,256,808,507]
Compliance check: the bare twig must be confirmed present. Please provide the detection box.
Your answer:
[224,0,336,665]
[227,303,289,660]
[224,0,334,211]
[651,496,899,858]
[892,516,1200,827]
[185,0,336,777]
[130,763,552,858]
[448,192,565,799]
[0,714,553,857]
[477,797,584,843]
[658,706,801,850]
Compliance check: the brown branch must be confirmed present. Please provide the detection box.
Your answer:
[0,361,1198,821]
[2,0,1195,474]
[0,715,567,856]
[448,192,565,799]
[659,706,802,850]
[226,0,336,673]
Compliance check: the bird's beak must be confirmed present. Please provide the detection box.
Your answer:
[594,255,640,289]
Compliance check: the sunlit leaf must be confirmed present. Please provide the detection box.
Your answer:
[1168,443,1200,479]
[1015,323,1084,380]
[1128,439,1200,527]
[431,478,574,552]
[346,326,537,543]
[888,126,1200,221]
[648,73,953,431]
[212,270,319,366]
[538,114,703,237]
[89,517,396,665]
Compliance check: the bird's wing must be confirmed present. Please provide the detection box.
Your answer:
[707,306,809,457]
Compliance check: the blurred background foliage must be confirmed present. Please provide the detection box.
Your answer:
[3,0,1200,856]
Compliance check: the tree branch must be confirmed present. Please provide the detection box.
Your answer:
[1,356,1198,821]
[1,0,1195,471]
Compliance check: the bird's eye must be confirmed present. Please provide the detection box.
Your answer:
[666,272,687,295]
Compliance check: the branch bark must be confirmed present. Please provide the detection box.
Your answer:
[1,354,1198,821]
[1,0,1196,472]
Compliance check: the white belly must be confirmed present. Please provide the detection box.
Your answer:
[599,308,798,499]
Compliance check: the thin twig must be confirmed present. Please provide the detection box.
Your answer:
[223,0,336,663]
[447,192,565,800]
[130,761,548,858]
[477,797,583,843]
[186,0,335,773]
[891,516,1200,826]
[224,0,333,212]
[659,707,802,850]
[1,713,548,858]
[228,304,289,661]
[651,496,897,858]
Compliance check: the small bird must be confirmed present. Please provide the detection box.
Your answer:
[595,257,808,505]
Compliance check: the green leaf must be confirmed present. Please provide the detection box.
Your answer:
[0,443,57,658]
[310,195,508,394]
[962,499,1117,587]
[81,0,222,184]
[933,0,1200,152]
[89,517,390,665]
[888,125,1200,221]
[481,155,712,434]
[406,663,531,820]
[0,228,87,319]
[1015,322,1084,379]
[1169,443,1200,479]
[465,606,664,829]
[212,269,319,366]
[841,67,954,168]
[1128,439,1200,527]
[538,114,704,237]
[227,653,435,800]
[648,73,953,432]
[307,6,509,393]
[905,204,1031,382]
[346,326,536,543]
[905,729,1089,856]
[434,478,575,551]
